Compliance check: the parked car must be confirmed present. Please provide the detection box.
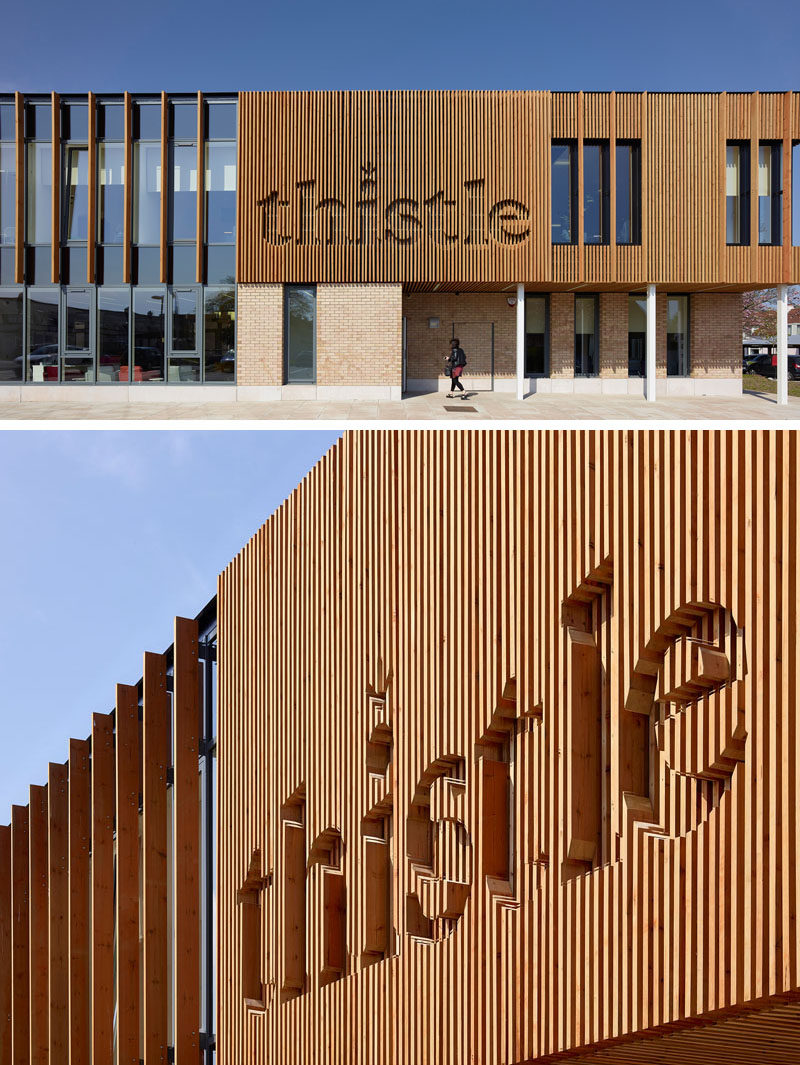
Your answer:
[745,353,800,380]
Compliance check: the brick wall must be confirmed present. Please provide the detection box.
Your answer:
[599,293,628,377]
[550,293,574,377]
[317,285,402,387]
[690,293,741,377]
[402,293,517,381]
[237,284,283,387]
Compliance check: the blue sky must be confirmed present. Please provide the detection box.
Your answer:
[0,429,340,813]
[1,0,796,93]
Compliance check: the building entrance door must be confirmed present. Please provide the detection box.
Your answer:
[452,321,494,391]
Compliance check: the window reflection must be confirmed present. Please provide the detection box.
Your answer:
[583,142,608,244]
[167,356,199,382]
[98,142,125,243]
[574,295,597,377]
[27,288,59,381]
[205,143,236,243]
[0,289,23,382]
[65,289,90,350]
[64,146,89,242]
[628,294,647,377]
[204,286,234,381]
[133,288,165,381]
[170,104,197,141]
[27,142,52,244]
[726,142,749,245]
[97,288,129,381]
[524,295,548,376]
[616,142,641,245]
[205,102,236,140]
[758,142,781,246]
[172,289,197,351]
[97,103,124,141]
[0,143,16,245]
[551,142,575,244]
[667,295,690,376]
[284,285,315,383]
[171,144,197,242]
[133,142,161,245]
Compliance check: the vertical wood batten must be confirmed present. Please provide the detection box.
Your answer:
[10,807,29,1065]
[28,784,48,1065]
[143,652,169,1065]
[160,92,168,284]
[174,617,201,1064]
[68,740,90,1065]
[0,824,11,1065]
[14,93,24,283]
[123,92,132,284]
[47,764,68,1065]
[50,93,59,284]
[87,92,96,283]
[91,714,114,1065]
[196,92,204,285]
[115,685,140,1065]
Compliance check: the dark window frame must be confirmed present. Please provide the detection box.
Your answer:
[758,140,782,247]
[726,140,750,246]
[524,293,550,377]
[666,292,691,377]
[583,140,610,245]
[616,140,641,246]
[551,140,578,245]
[283,283,317,385]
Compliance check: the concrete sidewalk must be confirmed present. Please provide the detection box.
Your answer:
[1,388,799,421]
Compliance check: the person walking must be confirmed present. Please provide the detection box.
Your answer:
[445,337,467,398]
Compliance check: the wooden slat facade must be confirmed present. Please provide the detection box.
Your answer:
[0,625,205,1065]
[216,429,799,1065]
[237,90,800,289]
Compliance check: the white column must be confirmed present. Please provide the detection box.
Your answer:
[516,284,525,401]
[777,283,789,406]
[645,283,657,402]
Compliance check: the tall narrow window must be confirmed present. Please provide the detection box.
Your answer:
[97,101,125,285]
[667,295,690,376]
[26,287,59,382]
[616,141,641,244]
[204,287,235,382]
[551,141,576,244]
[27,141,52,245]
[726,141,750,245]
[132,102,162,285]
[525,294,548,376]
[583,141,609,244]
[132,288,165,382]
[574,294,598,376]
[794,142,800,247]
[0,103,15,285]
[0,288,23,382]
[169,101,197,285]
[97,287,129,381]
[628,294,647,377]
[284,285,316,384]
[758,142,781,246]
[204,99,236,285]
[64,147,89,242]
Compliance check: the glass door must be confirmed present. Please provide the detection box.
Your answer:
[168,287,201,382]
[62,287,94,382]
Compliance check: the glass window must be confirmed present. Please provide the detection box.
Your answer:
[170,103,197,141]
[64,146,89,242]
[133,141,161,244]
[97,288,129,381]
[167,356,199,382]
[204,286,235,381]
[172,289,197,351]
[27,141,52,244]
[62,246,87,284]
[551,142,575,244]
[26,103,51,142]
[0,104,15,141]
[726,141,749,245]
[134,246,160,285]
[0,289,23,382]
[524,294,548,376]
[758,142,781,246]
[616,142,641,245]
[1,142,16,245]
[206,245,235,285]
[27,288,59,381]
[97,246,124,285]
[135,103,161,141]
[205,142,236,243]
[26,246,51,284]
[794,142,800,247]
[97,103,124,141]
[171,244,196,284]
[0,247,14,284]
[667,295,690,376]
[65,289,90,351]
[62,104,88,142]
[133,288,165,381]
[170,144,197,241]
[284,285,315,384]
[98,142,125,243]
[584,142,608,244]
[628,294,647,377]
[206,102,236,140]
[574,294,597,376]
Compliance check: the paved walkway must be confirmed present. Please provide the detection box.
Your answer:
[1,388,800,422]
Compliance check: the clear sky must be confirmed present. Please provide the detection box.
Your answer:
[0,429,340,813]
[1,0,796,94]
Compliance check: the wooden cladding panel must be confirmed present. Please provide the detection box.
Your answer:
[115,684,140,1065]
[143,653,169,1065]
[28,785,48,1065]
[47,764,68,1065]
[217,430,800,1065]
[239,91,799,287]
[50,93,59,284]
[14,93,23,284]
[174,617,201,1065]
[123,93,132,284]
[10,807,28,1065]
[68,740,90,1065]
[87,92,96,283]
[0,825,10,1065]
[91,714,115,1065]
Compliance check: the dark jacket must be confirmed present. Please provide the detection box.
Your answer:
[451,346,467,368]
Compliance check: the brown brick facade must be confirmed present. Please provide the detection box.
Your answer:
[599,293,628,377]
[236,284,283,387]
[402,293,517,383]
[690,293,742,377]
[317,285,402,387]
